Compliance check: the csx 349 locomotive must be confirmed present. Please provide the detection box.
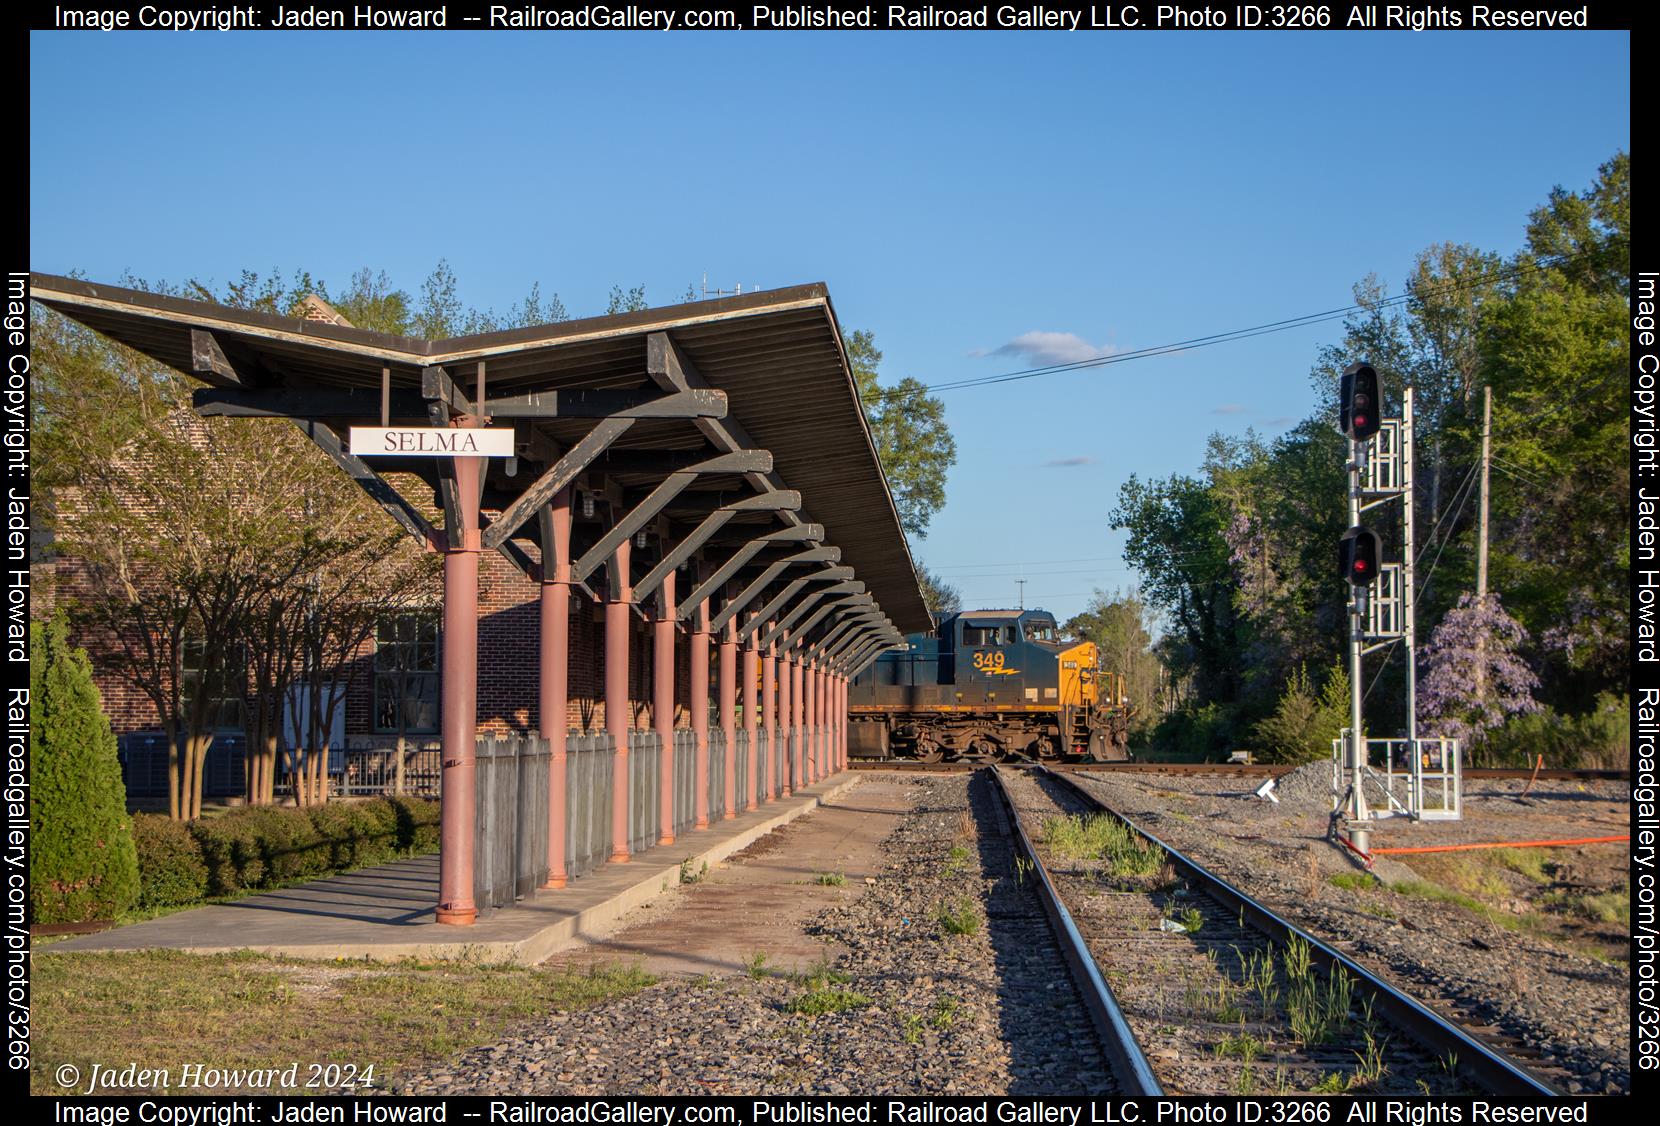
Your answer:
[847,608,1133,763]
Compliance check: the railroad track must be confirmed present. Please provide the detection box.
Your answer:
[982,764,1558,1097]
[851,760,1627,781]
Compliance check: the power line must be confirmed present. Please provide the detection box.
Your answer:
[859,243,1621,405]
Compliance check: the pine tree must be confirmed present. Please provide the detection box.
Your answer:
[30,613,140,924]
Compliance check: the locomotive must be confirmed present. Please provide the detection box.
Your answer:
[847,608,1133,763]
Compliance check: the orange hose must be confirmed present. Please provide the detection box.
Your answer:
[1370,836,1628,856]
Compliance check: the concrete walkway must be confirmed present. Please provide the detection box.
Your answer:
[48,773,863,966]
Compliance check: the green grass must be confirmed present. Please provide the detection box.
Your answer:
[932,995,960,1029]
[32,950,654,1094]
[814,871,848,887]
[935,896,981,936]
[1328,872,1374,891]
[784,959,869,1017]
[745,951,771,979]
[1042,813,1164,877]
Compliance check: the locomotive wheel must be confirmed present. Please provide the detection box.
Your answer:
[915,742,945,764]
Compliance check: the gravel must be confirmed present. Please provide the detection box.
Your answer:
[396,775,1117,1096]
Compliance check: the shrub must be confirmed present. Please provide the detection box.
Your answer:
[237,806,328,883]
[1477,694,1629,769]
[308,800,402,870]
[190,813,267,895]
[1252,663,1351,765]
[29,614,141,925]
[130,814,208,909]
[386,795,441,852]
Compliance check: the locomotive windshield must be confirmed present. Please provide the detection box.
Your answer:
[1023,621,1057,642]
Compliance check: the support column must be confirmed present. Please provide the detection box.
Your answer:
[606,537,633,864]
[779,643,793,796]
[719,615,738,820]
[742,627,759,811]
[762,634,779,800]
[540,490,572,889]
[690,596,711,832]
[807,656,820,784]
[839,675,848,770]
[790,647,804,793]
[438,454,483,926]
[655,570,676,846]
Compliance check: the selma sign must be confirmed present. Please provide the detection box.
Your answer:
[349,427,516,457]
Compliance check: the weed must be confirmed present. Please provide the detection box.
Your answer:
[815,871,848,887]
[1328,872,1373,891]
[943,845,972,878]
[936,896,981,937]
[679,858,710,885]
[932,995,960,1029]
[898,1011,925,1044]
[1013,856,1034,888]
[1042,814,1164,877]
[1232,1065,1257,1095]
[785,958,869,1016]
[1350,1029,1390,1089]
[745,952,771,980]
[1176,906,1204,934]
[1214,1028,1262,1063]
[1234,945,1279,1020]
[1311,1072,1347,1094]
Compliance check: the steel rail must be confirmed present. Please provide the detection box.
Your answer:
[984,766,1164,1096]
[1038,764,1559,1097]
[847,761,1628,782]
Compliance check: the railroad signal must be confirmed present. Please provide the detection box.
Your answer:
[1340,362,1382,442]
[1339,526,1381,586]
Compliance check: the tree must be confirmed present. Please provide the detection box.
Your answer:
[847,330,958,538]
[916,562,962,619]
[1063,588,1164,729]
[1251,662,1350,765]
[30,613,140,924]
[1418,593,1541,747]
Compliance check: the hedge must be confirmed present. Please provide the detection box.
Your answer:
[131,814,208,909]
[163,796,437,903]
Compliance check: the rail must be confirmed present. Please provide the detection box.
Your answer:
[984,766,1163,1096]
[1038,764,1558,1097]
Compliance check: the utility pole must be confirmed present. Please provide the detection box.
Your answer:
[1476,385,1492,601]
[1016,579,1026,609]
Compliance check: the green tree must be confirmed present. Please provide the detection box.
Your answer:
[847,329,957,538]
[1251,662,1351,765]
[30,613,140,924]
[916,562,962,618]
[1064,588,1163,730]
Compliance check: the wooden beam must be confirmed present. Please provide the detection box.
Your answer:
[777,592,869,652]
[763,582,866,648]
[743,566,855,639]
[481,417,635,550]
[421,365,474,419]
[485,387,731,420]
[631,491,800,601]
[194,385,427,420]
[570,471,700,582]
[292,420,440,551]
[594,448,776,475]
[190,330,248,387]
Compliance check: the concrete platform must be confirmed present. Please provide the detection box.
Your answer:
[47,773,862,966]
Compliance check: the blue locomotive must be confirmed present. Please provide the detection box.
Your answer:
[847,608,1133,763]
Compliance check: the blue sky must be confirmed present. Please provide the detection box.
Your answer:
[30,30,1630,626]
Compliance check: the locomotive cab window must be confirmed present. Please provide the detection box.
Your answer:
[1023,621,1057,643]
[961,622,1002,646]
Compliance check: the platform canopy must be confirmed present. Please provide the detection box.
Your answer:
[32,273,928,648]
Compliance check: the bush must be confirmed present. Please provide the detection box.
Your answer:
[236,806,328,883]
[1252,663,1351,765]
[189,813,266,896]
[308,800,401,870]
[30,614,141,925]
[130,814,208,909]
[1143,702,1241,761]
[386,795,441,852]
[1477,693,1629,769]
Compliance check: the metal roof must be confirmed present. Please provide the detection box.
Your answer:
[31,272,930,636]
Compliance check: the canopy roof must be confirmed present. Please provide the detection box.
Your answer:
[32,273,930,638]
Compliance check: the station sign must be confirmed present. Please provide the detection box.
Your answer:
[348,427,516,457]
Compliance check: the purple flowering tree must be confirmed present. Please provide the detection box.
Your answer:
[1418,593,1541,745]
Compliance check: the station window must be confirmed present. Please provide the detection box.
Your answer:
[374,614,440,734]
[182,638,247,731]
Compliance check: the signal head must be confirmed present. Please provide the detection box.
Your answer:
[1339,362,1383,442]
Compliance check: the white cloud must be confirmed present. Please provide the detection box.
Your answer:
[976,330,1115,367]
[1210,403,1247,416]
[1043,456,1097,468]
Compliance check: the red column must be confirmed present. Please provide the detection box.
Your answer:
[606,538,633,864]
[806,656,819,784]
[778,644,793,797]
[437,454,483,926]
[790,649,804,793]
[742,628,759,812]
[541,489,572,889]
[762,636,778,801]
[689,598,710,832]
[719,616,738,820]
[839,675,848,770]
[654,570,676,846]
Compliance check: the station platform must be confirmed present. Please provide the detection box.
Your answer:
[47,773,862,966]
